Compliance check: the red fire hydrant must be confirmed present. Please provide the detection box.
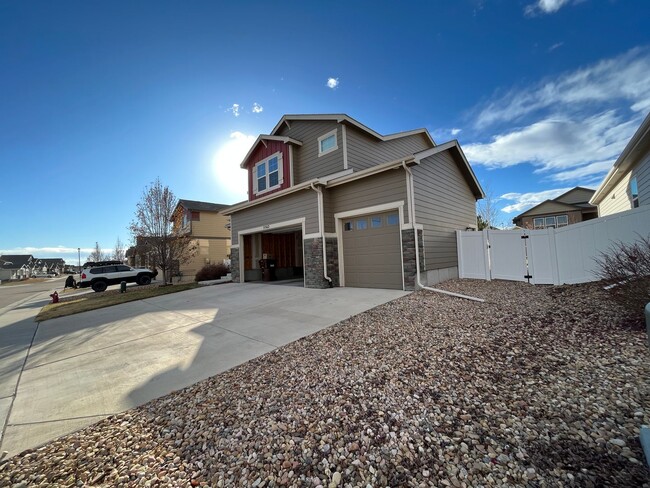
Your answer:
[50,291,59,304]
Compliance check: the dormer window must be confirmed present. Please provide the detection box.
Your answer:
[318,129,338,156]
[253,152,283,195]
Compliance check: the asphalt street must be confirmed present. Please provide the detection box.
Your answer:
[0,276,69,312]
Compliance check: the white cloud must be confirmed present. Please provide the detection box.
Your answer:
[525,0,572,16]
[0,246,97,265]
[499,188,572,214]
[465,111,636,180]
[212,131,256,203]
[252,102,263,114]
[548,41,564,52]
[326,77,339,89]
[227,103,241,117]
[550,160,614,183]
[0,246,94,255]
[451,128,462,136]
[475,47,650,128]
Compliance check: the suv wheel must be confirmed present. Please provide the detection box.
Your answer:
[91,280,108,292]
[137,274,152,286]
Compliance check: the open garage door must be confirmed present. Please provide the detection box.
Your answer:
[341,211,403,290]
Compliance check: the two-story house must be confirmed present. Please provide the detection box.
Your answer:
[172,199,231,280]
[221,114,484,290]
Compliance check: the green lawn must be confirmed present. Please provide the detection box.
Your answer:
[36,283,199,322]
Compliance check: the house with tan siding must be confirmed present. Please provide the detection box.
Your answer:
[172,199,231,280]
[590,112,650,215]
[221,114,484,290]
[512,187,598,229]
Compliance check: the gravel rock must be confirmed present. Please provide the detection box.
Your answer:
[1,279,648,487]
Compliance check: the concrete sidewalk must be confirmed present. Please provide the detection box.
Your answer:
[0,282,407,457]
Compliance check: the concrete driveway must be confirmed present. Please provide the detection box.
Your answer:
[0,282,407,457]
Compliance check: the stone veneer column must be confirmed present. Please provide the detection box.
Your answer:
[230,247,240,283]
[303,237,339,289]
[402,229,424,290]
[325,237,340,288]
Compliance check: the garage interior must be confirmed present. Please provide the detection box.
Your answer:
[242,229,304,283]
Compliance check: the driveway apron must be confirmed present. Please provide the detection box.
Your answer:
[0,282,407,457]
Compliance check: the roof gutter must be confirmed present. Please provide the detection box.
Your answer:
[401,160,484,303]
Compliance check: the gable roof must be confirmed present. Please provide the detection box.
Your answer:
[513,200,582,220]
[176,199,229,213]
[240,135,303,169]
[270,114,436,147]
[0,254,34,269]
[38,258,65,266]
[591,111,650,205]
[554,186,595,205]
[414,140,485,199]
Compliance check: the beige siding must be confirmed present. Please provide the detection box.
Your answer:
[518,201,577,218]
[325,170,408,233]
[180,237,230,280]
[632,151,650,207]
[412,151,477,270]
[555,187,594,205]
[599,172,633,216]
[230,189,319,244]
[276,120,344,183]
[346,128,432,171]
[191,212,230,238]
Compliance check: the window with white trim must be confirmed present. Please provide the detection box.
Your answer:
[533,215,568,229]
[253,152,283,196]
[318,129,338,156]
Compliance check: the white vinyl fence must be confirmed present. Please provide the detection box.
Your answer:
[457,205,650,285]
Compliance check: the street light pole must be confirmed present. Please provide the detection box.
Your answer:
[78,248,81,277]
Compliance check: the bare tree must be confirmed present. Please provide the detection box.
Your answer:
[87,242,110,262]
[112,237,126,263]
[477,183,503,230]
[129,178,197,284]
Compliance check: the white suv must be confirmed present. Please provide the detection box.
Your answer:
[78,261,158,292]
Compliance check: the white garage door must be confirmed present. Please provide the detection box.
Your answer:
[341,211,403,290]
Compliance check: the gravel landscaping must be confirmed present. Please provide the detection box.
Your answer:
[1,279,649,487]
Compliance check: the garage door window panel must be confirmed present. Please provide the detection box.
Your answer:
[356,219,368,230]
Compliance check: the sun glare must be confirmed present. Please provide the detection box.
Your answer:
[212,131,256,203]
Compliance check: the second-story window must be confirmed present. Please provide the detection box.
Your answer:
[253,152,283,195]
[318,129,338,156]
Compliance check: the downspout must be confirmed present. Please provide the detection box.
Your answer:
[310,182,333,286]
[401,161,484,303]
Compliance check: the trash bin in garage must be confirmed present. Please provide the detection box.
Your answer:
[259,258,277,281]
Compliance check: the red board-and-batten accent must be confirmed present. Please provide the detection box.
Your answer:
[243,140,291,201]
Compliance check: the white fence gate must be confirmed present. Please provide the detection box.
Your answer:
[457,205,650,285]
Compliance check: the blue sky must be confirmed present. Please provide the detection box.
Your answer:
[1,0,649,263]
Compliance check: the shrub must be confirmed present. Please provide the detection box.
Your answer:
[594,234,650,327]
[194,263,229,282]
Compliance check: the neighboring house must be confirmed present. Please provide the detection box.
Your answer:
[171,199,231,279]
[590,112,650,215]
[221,114,484,290]
[36,258,66,275]
[512,187,598,229]
[0,254,35,280]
